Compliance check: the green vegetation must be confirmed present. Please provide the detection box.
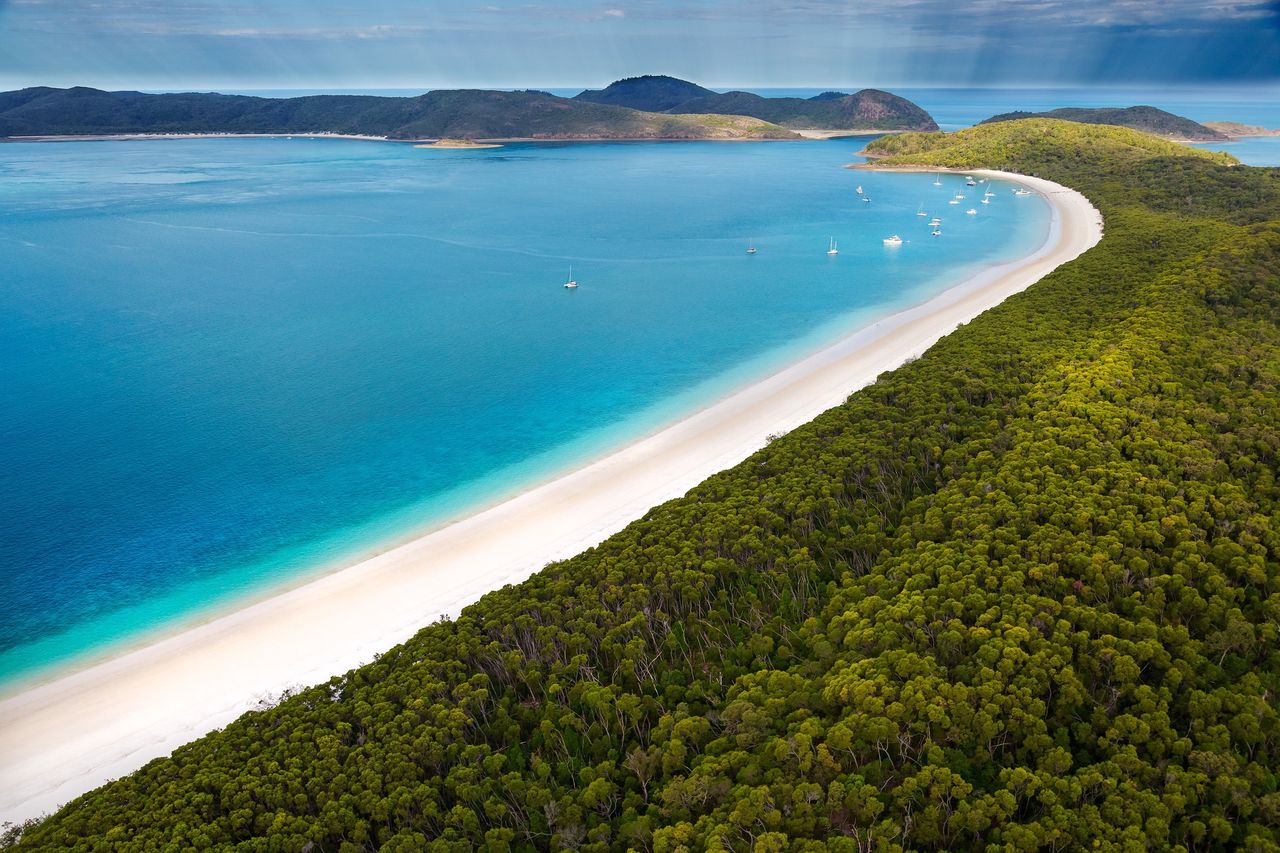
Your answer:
[0,87,797,140]
[573,76,718,113]
[574,76,940,132]
[10,120,1280,851]
[980,106,1227,141]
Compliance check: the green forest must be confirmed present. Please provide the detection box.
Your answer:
[8,119,1280,851]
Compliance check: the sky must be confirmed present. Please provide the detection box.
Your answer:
[0,0,1278,92]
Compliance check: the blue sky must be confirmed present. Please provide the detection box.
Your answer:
[1,0,1277,91]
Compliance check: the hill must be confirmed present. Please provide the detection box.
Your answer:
[0,86,798,140]
[1203,120,1280,138]
[574,76,940,132]
[10,123,1280,850]
[572,75,716,112]
[980,105,1227,141]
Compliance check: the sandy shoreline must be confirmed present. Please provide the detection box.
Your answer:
[0,169,1102,824]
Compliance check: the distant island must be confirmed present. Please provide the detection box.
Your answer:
[1202,121,1280,138]
[979,105,1227,141]
[575,75,940,132]
[0,78,938,142]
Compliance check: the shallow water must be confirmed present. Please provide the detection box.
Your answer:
[0,136,1052,684]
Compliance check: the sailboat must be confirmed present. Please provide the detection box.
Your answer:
[981,197,991,205]
[966,177,977,186]
[966,208,978,215]
[1014,188,1032,196]
[827,237,839,256]
[883,235,903,246]
[746,242,758,254]
[856,185,864,195]
[933,174,942,186]
[928,217,942,226]
[563,266,578,289]
[916,203,928,217]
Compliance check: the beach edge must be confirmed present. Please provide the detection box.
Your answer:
[0,169,1103,825]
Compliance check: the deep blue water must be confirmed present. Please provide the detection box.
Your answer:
[0,137,1053,684]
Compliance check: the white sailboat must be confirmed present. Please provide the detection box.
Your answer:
[966,208,978,215]
[563,266,578,288]
[916,203,928,217]
[928,217,942,226]
[827,237,839,256]
[981,197,991,205]
[933,174,942,186]
[883,235,903,246]
[856,185,864,195]
[1014,188,1032,196]
[747,242,758,254]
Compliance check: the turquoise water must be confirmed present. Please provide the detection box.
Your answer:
[0,137,1051,684]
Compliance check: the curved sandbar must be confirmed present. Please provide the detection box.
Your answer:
[0,170,1102,824]
[414,140,504,149]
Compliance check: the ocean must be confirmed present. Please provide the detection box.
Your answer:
[0,136,1054,684]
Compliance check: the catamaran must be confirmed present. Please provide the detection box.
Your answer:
[563,267,578,288]
[827,237,839,256]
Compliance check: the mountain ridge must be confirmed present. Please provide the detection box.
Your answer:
[0,85,799,140]
[979,105,1227,141]
[574,75,940,131]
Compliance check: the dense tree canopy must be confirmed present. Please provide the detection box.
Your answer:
[8,120,1280,851]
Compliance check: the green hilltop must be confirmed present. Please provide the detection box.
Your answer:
[576,75,940,132]
[9,121,1280,851]
[979,105,1228,142]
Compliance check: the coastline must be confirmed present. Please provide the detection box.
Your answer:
[0,169,1102,825]
[2,129,917,145]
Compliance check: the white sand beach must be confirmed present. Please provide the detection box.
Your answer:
[0,170,1102,825]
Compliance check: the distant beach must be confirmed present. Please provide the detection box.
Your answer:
[0,168,1101,824]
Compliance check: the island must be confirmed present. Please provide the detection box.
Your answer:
[7,120,1280,852]
[575,75,941,133]
[1202,120,1280,138]
[0,79,939,142]
[979,105,1228,141]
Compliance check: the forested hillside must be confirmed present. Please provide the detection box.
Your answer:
[0,87,796,140]
[979,106,1227,141]
[9,120,1280,851]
